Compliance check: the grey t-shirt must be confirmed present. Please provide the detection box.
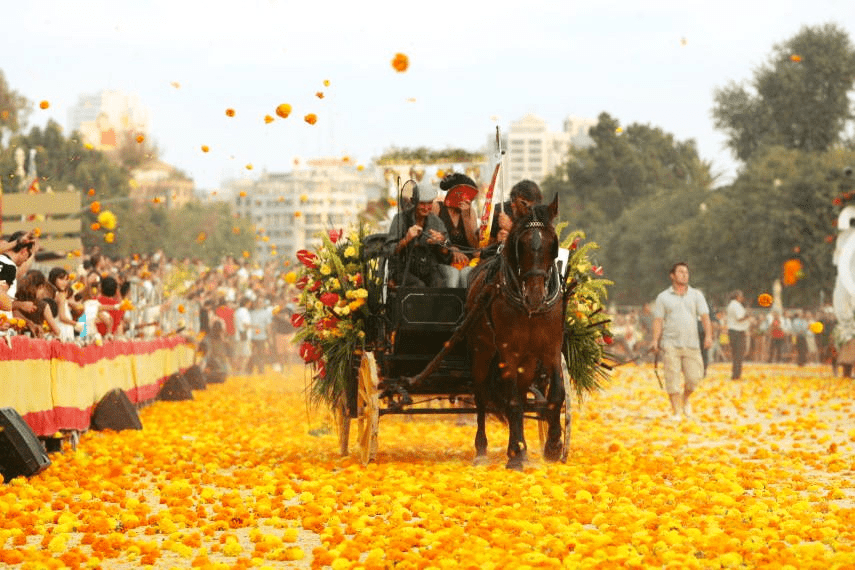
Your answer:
[653,286,709,349]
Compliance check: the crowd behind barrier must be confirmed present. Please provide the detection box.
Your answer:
[1,234,301,443]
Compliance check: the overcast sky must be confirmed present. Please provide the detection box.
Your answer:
[4,0,854,190]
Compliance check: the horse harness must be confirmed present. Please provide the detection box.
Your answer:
[496,220,563,318]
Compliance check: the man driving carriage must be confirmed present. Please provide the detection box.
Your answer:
[385,183,450,287]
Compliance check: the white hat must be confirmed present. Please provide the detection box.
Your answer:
[415,183,438,203]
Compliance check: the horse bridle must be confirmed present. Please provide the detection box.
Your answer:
[500,220,562,315]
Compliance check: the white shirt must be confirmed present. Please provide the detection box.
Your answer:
[726,299,750,332]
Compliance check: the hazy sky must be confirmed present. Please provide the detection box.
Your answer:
[4,0,854,190]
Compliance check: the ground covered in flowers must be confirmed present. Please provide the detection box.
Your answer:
[2,362,855,569]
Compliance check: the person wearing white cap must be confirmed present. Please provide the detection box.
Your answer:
[386,182,449,287]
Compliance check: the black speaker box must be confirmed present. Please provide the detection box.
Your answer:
[0,408,51,481]
[184,365,207,390]
[205,357,228,384]
[158,373,194,401]
[91,388,142,431]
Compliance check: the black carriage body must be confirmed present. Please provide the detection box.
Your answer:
[345,234,476,417]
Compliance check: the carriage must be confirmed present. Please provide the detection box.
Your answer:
[294,198,612,468]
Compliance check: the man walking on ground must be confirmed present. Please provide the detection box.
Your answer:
[726,290,751,380]
[651,262,713,421]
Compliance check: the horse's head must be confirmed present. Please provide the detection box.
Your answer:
[504,194,559,313]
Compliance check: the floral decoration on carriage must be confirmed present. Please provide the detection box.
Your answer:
[292,226,373,406]
[292,222,613,410]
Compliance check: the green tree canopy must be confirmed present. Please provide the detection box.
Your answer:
[543,112,714,242]
[670,146,855,308]
[712,23,855,162]
[0,70,30,146]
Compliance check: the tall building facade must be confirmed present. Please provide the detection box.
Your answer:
[67,90,150,150]
[502,114,595,186]
[231,159,383,262]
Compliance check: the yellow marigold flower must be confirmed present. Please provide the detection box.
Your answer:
[320,265,331,276]
[348,298,366,311]
[276,103,291,118]
[344,246,357,258]
[809,321,824,334]
[284,271,297,284]
[105,232,115,243]
[97,210,117,230]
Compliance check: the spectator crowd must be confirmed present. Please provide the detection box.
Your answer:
[0,231,301,378]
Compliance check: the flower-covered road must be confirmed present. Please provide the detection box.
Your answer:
[2,363,854,569]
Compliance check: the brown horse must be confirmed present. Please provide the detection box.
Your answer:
[466,195,564,469]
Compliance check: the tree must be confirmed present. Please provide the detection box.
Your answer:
[542,112,715,243]
[0,70,30,146]
[670,146,855,308]
[712,23,855,162]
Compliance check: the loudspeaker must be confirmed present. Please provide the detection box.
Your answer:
[205,357,228,384]
[184,365,207,390]
[91,389,142,431]
[157,373,194,401]
[0,408,51,481]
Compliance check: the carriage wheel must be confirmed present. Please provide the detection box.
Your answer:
[336,397,351,457]
[560,354,572,463]
[357,352,380,465]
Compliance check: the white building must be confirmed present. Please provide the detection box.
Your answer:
[501,114,595,186]
[231,159,383,262]
[67,90,150,150]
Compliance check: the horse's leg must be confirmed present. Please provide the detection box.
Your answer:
[473,389,488,465]
[505,383,527,470]
[543,367,565,461]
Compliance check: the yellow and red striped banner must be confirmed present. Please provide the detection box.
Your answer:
[0,336,195,436]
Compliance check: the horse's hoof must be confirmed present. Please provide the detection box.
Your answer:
[544,444,563,462]
[505,460,524,471]
[472,455,489,467]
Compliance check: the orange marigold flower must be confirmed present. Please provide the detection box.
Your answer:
[242,250,250,258]
[391,52,409,72]
[316,91,324,99]
[178,304,186,314]
[275,103,291,119]
[264,114,274,124]
[232,226,241,235]
[304,113,317,125]
[88,188,96,196]
[39,100,50,109]
[757,293,773,308]
[136,135,145,143]
[91,222,101,231]
[201,145,210,153]
[239,191,247,197]
[90,201,101,214]
[790,54,802,62]
[196,232,207,243]
[225,108,236,117]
